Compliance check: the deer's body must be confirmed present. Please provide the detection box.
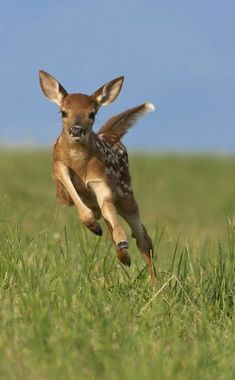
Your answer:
[39,70,156,278]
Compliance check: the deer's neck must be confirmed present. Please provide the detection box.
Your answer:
[53,131,100,175]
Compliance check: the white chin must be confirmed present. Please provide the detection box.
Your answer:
[70,134,88,143]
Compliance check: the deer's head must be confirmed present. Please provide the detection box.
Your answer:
[39,70,124,142]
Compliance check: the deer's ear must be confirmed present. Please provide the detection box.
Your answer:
[39,70,68,106]
[92,76,124,106]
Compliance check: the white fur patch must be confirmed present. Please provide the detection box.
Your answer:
[145,102,155,112]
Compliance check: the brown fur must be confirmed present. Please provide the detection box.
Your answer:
[39,70,156,279]
[99,103,152,138]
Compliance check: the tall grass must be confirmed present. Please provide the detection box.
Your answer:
[0,151,235,379]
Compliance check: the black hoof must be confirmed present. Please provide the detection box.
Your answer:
[94,225,103,236]
[122,254,131,267]
[88,223,102,236]
[117,240,128,250]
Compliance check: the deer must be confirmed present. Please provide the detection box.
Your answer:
[39,70,156,279]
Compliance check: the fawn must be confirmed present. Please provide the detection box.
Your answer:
[39,70,156,279]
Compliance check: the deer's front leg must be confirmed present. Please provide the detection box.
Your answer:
[53,161,102,236]
[89,181,131,265]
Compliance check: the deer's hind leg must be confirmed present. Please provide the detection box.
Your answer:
[117,196,156,279]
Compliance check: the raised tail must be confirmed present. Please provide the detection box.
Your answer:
[98,102,155,140]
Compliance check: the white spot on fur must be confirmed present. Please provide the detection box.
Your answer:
[117,185,124,197]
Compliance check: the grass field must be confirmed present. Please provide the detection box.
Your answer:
[0,150,235,379]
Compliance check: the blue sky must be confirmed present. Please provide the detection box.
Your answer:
[0,0,235,151]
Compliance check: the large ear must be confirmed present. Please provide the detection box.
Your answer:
[92,76,124,106]
[39,70,68,106]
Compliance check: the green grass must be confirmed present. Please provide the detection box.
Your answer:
[0,150,235,379]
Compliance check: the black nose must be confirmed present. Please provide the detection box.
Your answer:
[69,125,86,137]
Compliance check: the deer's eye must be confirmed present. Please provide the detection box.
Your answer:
[88,112,96,120]
[61,110,68,118]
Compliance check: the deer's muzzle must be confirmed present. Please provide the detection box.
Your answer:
[69,125,86,138]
